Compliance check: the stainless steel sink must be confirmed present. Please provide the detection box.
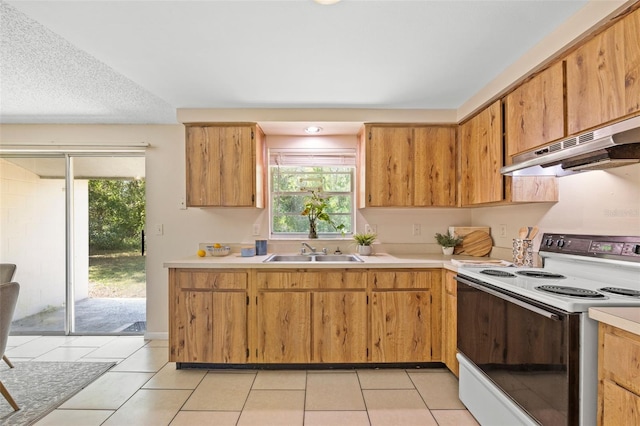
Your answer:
[263,254,363,263]
[263,255,312,262]
[314,255,363,262]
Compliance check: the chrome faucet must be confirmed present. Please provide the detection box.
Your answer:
[301,242,316,254]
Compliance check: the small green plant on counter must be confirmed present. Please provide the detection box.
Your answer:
[353,232,377,246]
[434,231,464,248]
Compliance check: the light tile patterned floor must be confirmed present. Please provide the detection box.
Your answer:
[5,336,480,426]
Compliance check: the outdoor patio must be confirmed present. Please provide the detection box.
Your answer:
[10,297,146,334]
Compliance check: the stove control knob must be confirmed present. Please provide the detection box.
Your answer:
[634,244,640,255]
[545,239,554,247]
[557,239,565,248]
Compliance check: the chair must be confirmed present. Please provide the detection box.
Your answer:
[0,282,20,411]
[0,264,16,370]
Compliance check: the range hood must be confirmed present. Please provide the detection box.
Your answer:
[501,115,640,176]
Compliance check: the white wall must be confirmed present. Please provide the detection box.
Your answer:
[472,164,640,253]
[0,158,89,319]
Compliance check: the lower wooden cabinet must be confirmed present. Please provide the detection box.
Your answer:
[597,323,640,425]
[169,267,442,365]
[256,270,367,364]
[169,269,248,363]
[443,270,459,376]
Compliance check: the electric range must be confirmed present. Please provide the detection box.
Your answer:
[456,233,640,426]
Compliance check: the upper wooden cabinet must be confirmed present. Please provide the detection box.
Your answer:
[566,7,640,135]
[357,124,456,208]
[459,100,504,206]
[460,101,559,206]
[185,123,265,208]
[504,61,565,157]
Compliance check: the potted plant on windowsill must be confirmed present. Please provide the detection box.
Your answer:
[353,232,377,256]
[301,190,344,239]
[435,231,463,255]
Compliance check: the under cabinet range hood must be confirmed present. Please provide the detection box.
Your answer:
[502,115,640,176]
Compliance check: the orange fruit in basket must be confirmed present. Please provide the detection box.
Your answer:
[197,249,206,257]
[213,243,222,248]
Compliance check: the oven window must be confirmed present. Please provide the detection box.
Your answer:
[457,278,580,425]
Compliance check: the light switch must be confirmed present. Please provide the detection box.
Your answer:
[155,224,164,236]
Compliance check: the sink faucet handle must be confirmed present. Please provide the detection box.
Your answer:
[334,246,342,254]
[301,247,306,254]
[322,248,328,255]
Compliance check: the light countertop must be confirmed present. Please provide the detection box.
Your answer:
[589,307,640,336]
[163,252,493,271]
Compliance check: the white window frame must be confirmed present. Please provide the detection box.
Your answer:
[269,149,356,239]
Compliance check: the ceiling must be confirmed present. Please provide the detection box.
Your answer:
[1,0,591,135]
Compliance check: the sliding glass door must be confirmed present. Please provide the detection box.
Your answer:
[0,152,145,335]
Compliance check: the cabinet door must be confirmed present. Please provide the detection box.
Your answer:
[366,126,413,206]
[566,22,626,134]
[505,62,565,157]
[171,289,213,363]
[218,126,256,207]
[624,8,640,116]
[257,292,311,363]
[371,290,431,362]
[413,126,456,207]
[460,100,504,206]
[443,271,458,376]
[186,126,221,206]
[313,291,367,363]
[171,290,247,363]
[185,124,262,207]
[602,379,640,426]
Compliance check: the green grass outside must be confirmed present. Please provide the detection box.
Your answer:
[88,250,146,298]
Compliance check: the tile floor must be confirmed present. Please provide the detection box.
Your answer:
[5,335,479,426]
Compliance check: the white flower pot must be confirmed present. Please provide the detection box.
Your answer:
[442,246,454,255]
[357,245,372,256]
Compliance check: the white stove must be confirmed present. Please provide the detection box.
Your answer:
[456,233,640,426]
[459,233,640,313]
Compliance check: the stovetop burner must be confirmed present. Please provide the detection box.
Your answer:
[599,287,640,298]
[536,285,606,298]
[517,271,566,279]
[480,269,516,277]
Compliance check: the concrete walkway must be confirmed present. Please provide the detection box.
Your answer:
[10,297,146,334]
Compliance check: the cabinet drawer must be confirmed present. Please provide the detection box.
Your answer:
[257,271,367,289]
[370,271,438,289]
[257,271,321,289]
[177,270,247,290]
[603,329,640,395]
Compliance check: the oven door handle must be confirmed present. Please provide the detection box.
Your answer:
[456,275,561,321]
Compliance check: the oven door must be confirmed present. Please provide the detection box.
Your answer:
[456,274,581,425]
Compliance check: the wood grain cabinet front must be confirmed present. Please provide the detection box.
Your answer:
[442,270,458,376]
[504,61,565,157]
[169,269,249,363]
[460,100,558,206]
[256,270,368,364]
[597,323,640,425]
[566,7,640,135]
[357,124,456,207]
[369,270,441,363]
[185,123,265,207]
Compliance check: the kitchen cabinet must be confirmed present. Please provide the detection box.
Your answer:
[566,8,640,135]
[357,124,456,207]
[185,123,265,207]
[256,270,368,363]
[460,100,558,206]
[459,101,504,206]
[169,269,248,363]
[443,270,458,376]
[504,61,565,157]
[597,323,640,425]
[370,270,441,363]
